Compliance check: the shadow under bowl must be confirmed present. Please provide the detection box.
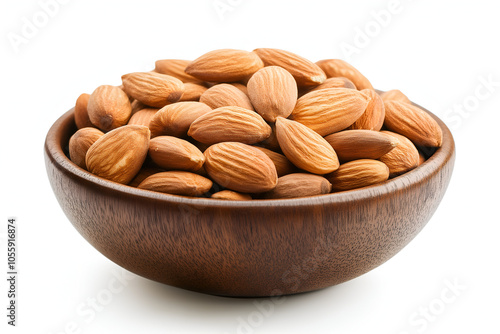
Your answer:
[44,102,455,297]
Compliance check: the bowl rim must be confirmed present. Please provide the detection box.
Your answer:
[45,101,455,209]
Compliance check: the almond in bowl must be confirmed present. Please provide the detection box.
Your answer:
[65,48,444,200]
[45,48,455,296]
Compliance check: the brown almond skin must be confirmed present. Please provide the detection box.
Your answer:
[204,142,278,193]
[74,93,93,129]
[87,85,132,132]
[254,147,297,177]
[291,88,369,136]
[379,131,420,177]
[179,83,208,102]
[130,99,147,114]
[211,190,252,201]
[117,84,134,102]
[253,48,326,87]
[325,130,399,162]
[128,167,165,188]
[264,173,332,199]
[247,66,298,122]
[327,160,390,192]
[200,84,254,110]
[384,101,443,147]
[128,108,158,127]
[86,125,150,184]
[185,49,264,82]
[138,171,213,197]
[230,83,248,95]
[188,106,271,145]
[149,136,205,172]
[418,151,426,166]
[69,127,104,169]
[316,59,374,90]
[380,89,411,104]
[275,117,339,174]
[309,77,357,93]
[191,140,210,153]
[194,164,209,177]
[149,102,212,138]
[154,59,202,83]
[349,89,385,131]
[257,123,280,152]
[121,72,185,108]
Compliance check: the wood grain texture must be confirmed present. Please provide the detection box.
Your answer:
[44,98,455,297]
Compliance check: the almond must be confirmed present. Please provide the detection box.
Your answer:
[200,83,254,110]
[379,131,419,177]
[309,77,357,93]
[204,142,278,193]
[316,59,374,90]
[253,48,326,87]
[74,93,93,129]
[118,84,134,102]
[418,151,426,166]
[325,130,398,162]
[275,117,339,174]
[384,101,443,147]
[154,59,202,83]
[68,127,104,169]
[128,108,158,127]
[185,49,264,82]
[138,171,213,196]
[149,102,212,138]
[188,106,271,145]
[87,85,132,132]
[179,83,208,102]
[254,147,297,177]
[230,83,248,95]
[131,99,147,114]
[257,123,280,152]
[327,159,389,192]
[211,190,252,201]
[247,66,298,122]
[68,48,444,201]
[380,89,411,104]
[291,88,368,136]
[129,166,165,188]
[121,72,184,108]
[149,136,205,172]
[349,89,385,131]
[264,173,332,199]
[86,125,150,184]
[194,164,209,177]
[191,140,210,153]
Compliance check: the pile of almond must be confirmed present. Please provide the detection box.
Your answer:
[68,48,443,200]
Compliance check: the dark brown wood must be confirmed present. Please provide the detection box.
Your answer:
[44,102,455,297]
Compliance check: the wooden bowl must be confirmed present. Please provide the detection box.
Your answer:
[44,103,455,297]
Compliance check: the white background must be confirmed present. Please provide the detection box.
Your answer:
[1,0,499,333]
